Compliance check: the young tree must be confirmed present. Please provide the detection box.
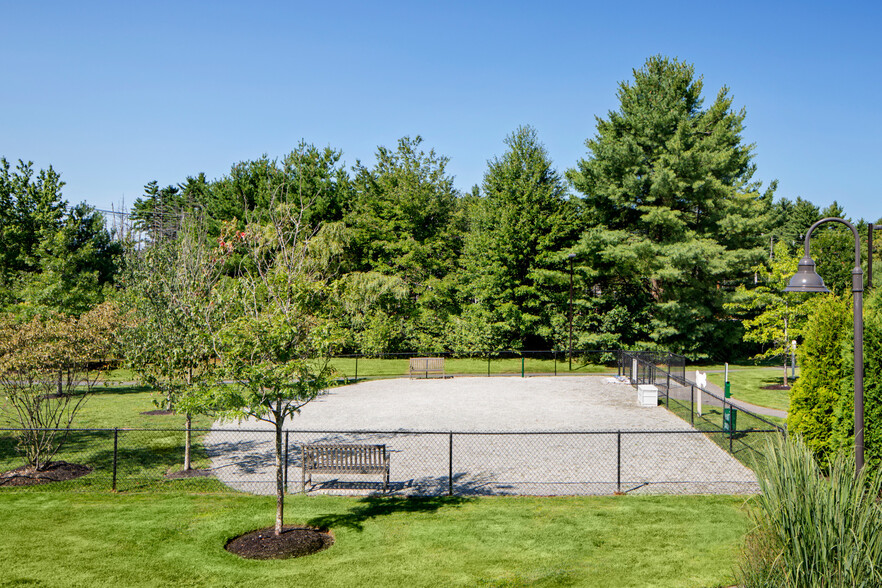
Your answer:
[0,303,119,471]
[210,196,341,536]
[787,294,851,466]
[118,215,218,470]
[460,126,579,349]
[725,252,811,385]
[567,56,775,357]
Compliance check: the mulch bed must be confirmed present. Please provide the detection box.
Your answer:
[140,409,174,416]
[225,526,334,560]
[761,384,791,390]
[0,461,92,487]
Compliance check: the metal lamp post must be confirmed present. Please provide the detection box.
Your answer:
[568,253,576,372]
[784,217,865,470]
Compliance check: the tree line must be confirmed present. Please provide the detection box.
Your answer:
[2,54,879,363]
[2,53,882,531]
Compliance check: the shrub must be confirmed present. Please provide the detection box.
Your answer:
[833,287,882,469]
[787,294,850,466]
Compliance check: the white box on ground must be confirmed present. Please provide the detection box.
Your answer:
[637,384,658,407]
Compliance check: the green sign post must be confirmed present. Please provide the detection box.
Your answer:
[722,381,737,435]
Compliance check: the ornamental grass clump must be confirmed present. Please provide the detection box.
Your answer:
[739,435,882,587]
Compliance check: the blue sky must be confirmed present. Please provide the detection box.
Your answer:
[2,1,880,222]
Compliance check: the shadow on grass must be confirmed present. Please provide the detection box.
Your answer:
[90,384,154,396]
[306,494,471,532]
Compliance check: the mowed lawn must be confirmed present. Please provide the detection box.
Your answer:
[704,367,794,413]
[0,491,750,588]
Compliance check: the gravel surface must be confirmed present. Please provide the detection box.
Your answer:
[205,376,759,496]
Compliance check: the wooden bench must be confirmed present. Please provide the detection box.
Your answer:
[409,357,445,379]
[301,444,390,492]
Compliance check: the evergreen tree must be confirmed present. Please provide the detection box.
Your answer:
[769,196,820,254]
[0,158,119,316]
[460,126,578,349]
[787,294,850,466]
[567,56,775,357]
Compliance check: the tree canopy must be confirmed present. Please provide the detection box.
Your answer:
[567,55,775,357]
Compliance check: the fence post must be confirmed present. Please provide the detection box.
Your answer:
[554,350,557,376]
[487,353,491,377]
[284,431,289,495]
[355,355,358,382]
[664,368,669,408]
[448,432,453,496]
[112,428,118,491]
[690,385,694,425]
[616,431,622,494]
[521,356,525,378]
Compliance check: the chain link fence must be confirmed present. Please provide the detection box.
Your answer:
[0,425,759,495]
[328,349,622,380]
[620,351,784,468]
[0,350,781,497]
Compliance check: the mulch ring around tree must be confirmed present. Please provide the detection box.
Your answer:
[761,384,791,390]
[0,461,92,486]
[140,409,174,416]
[225,526,334,560]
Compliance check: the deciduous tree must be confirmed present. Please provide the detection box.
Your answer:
[0,303,120,471]
[209,195,342,535]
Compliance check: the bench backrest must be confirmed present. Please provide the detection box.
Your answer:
[302,444,387,468]
[410,357,444,371]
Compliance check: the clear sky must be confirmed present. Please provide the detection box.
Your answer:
[2,1,880,222]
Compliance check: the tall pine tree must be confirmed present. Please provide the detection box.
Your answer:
[460,126,578,349]
[568,56,774,357]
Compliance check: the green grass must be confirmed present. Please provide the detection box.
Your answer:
[0,491,749,588]
[73,384,216,429]
[95,367,138,382]
[0,386,222,490]
[328,356,616,380]
[705,367,794,412]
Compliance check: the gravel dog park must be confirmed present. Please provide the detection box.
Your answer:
[0,352,783,587]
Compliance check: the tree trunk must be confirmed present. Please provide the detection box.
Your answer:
[184,367,193,470]
[274,401,284,536]
[184,413,192,471]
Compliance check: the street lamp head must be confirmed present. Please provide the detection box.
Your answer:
[567,253,576,259]
[784,255,830,293]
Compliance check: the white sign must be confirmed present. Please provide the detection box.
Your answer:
[695,370,706,416]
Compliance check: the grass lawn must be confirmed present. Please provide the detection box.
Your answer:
[0,491,750,588]
[0,386,221,490]
[705,367,794,413]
